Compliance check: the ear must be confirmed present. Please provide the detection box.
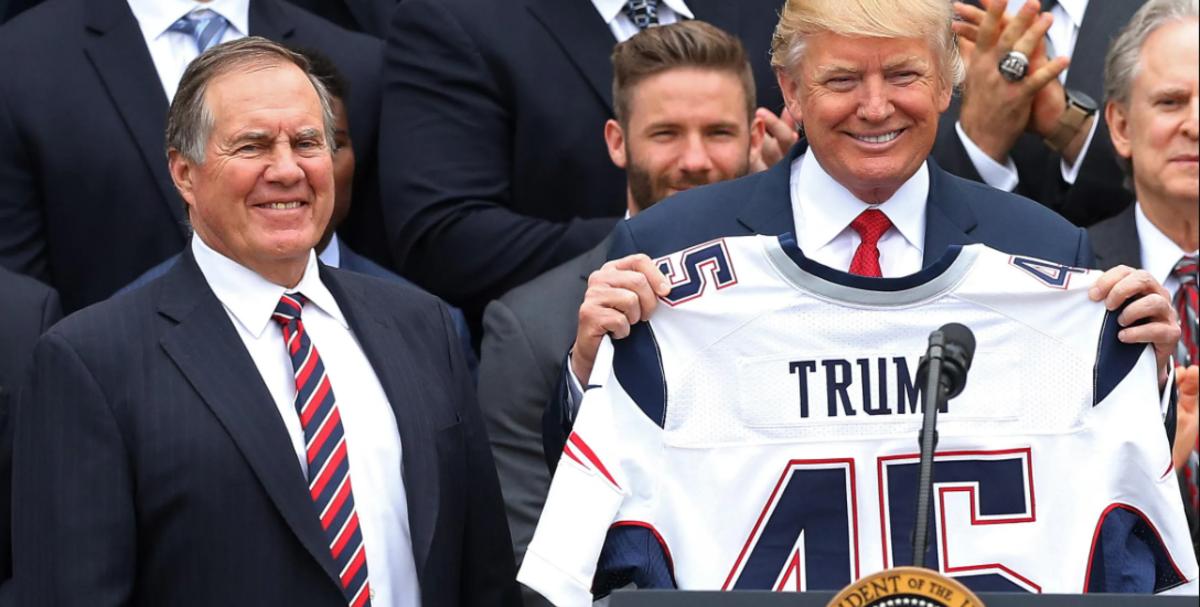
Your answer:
[748,112,767,168]
[168,149,199,212]
[936,80,953,113]
[1105,100,1133,161]
[604,119,628,169]
[776,68,805,126]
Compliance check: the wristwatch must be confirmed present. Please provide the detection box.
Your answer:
[1045,89,1098,153]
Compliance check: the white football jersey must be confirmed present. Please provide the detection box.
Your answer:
[519,235,1199,606]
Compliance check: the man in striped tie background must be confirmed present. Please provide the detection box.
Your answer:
[9,37,520,607]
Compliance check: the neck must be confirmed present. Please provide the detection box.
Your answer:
[849,185,900,206]
[1141,197,1200,252]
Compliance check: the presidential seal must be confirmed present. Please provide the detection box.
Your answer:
[826,567,984,607]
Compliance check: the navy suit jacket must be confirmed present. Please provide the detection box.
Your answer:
[380,0,787,318]
[118,240,481,378]
[11,248,520,606]
[0,0,384,313]
[0,267,59,598]
[544,143,1093,465]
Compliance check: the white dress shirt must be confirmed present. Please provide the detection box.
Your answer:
[590,0,694,42]
[191,235,420,607]
[789,151,928,277]
[957,0,1095,191]
[1135,201,1200,299]
[126,0,249,101]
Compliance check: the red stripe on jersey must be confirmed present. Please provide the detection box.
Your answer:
[568,433,620,490]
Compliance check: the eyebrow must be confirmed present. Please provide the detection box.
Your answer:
[294,127,323,140]
[1148,85,1191,97]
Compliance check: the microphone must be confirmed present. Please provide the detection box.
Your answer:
[911,323,976,569]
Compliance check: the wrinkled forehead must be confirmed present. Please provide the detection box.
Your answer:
[205,60,324,133]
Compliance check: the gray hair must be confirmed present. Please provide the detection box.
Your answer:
[165,36,336,165]
[770,0,965,90]
[1103,0,1198,189]
[1104,0,1199,107]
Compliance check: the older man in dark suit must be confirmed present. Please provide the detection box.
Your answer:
[380,0,794,327]
[11,38,518,606]
[1086,0,1198,554]
[0,0,384,314]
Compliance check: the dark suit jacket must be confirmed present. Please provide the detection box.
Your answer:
[932,0,1144,227]
[285,0,397,38]
[544,142,1093,463]
[10,248,520,606]
[478,236,608,606]
[1088,204,1142,271]
[0,267,60,598]
[117,239,481,378]
[380,0,786,318]
[0,0,384,313]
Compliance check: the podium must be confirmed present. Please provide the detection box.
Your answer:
[611,590,1196,606]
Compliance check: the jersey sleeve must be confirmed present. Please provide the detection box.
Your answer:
[518,328,669,605]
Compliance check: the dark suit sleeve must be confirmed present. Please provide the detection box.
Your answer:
[478,298,555,574]
[12,332,136,606]
[380,0,615,307]
[1074,228,1094,269]
[0,73,48,281]
[440,304,522,606]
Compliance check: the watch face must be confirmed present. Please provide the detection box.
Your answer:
[1067,89,1098,113]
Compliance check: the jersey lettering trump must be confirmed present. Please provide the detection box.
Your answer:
[518,235,1199,606]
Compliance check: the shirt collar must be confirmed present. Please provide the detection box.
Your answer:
[318,233,341,268]
[191,234,348,338]
[127,0,250,40]
[793,150,928,253]
[591,0,694,24]
[1053,0,1088,29]
[1135,201,1198,286]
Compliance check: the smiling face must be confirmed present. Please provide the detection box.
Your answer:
[606,67,764,213]
[1108,18,1199,212]
[170,60,334,287]
[778,32,951,203]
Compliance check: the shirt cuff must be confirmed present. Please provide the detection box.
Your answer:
[566,351,584,421]
[956,121,1020,192]
[1059,115,1100,185]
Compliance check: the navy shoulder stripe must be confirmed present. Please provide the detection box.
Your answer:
[1093,304,1148,406]
[612,322,667,427]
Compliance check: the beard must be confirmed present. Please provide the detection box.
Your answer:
[625,148,750,214]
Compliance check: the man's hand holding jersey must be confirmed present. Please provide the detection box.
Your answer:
[1089,265,1182,389]
[571,254,670,385]
[574,258,1182,389]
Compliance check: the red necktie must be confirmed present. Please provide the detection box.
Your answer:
[848,209,893,277]
[272,293,373,607]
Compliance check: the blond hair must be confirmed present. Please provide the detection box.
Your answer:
[770,0,964,88]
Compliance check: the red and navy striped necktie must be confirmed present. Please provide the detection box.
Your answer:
[273,293,372,607]
[1173,254,1198,367]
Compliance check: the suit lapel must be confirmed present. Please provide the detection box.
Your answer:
[737,143,805,237]
[1089,205,1142,270]
[83,0,185,232]
[321,267,441,575]
[157,250,345,590]
[1066,0,1143,100]
[526,0,617,111]
[922,160,980,265]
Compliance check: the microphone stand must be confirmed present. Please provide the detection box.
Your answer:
[912,331,948,569]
